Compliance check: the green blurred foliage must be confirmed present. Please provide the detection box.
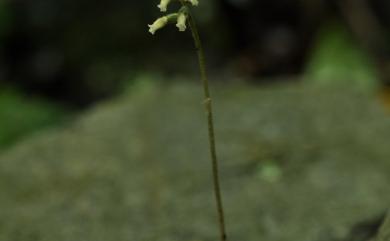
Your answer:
[305,22,380,92]
[0,89,66,149]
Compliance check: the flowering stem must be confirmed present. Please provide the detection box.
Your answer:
[180,2,228,241]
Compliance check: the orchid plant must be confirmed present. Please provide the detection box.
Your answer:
[148,1,228,240]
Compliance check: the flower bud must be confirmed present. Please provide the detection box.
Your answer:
[176,13,187,32]
[157,0,171,12]
[148,16,169,35]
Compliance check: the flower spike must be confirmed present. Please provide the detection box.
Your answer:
[148,0,198,35]
[147,1,229,240]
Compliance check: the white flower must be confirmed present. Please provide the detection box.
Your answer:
[148,16,169,35]
[176,13,187,32]
[157,0,171,12]
[186,0,199,6]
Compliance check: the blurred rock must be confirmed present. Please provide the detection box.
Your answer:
[1,83,390,241]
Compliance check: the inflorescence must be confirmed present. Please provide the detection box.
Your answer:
[148,0,199,35]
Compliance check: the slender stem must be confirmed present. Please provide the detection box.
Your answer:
[180,3,228,241]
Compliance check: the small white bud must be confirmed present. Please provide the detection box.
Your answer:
[176,13,187,32]
[148,16,169,35]
[157,0,171,12]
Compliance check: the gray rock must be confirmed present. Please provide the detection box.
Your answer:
[1,83,390,241]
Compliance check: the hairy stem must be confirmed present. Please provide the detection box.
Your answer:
[180,3,228,241]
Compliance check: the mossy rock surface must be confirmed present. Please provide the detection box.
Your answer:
[1,83,390,241]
